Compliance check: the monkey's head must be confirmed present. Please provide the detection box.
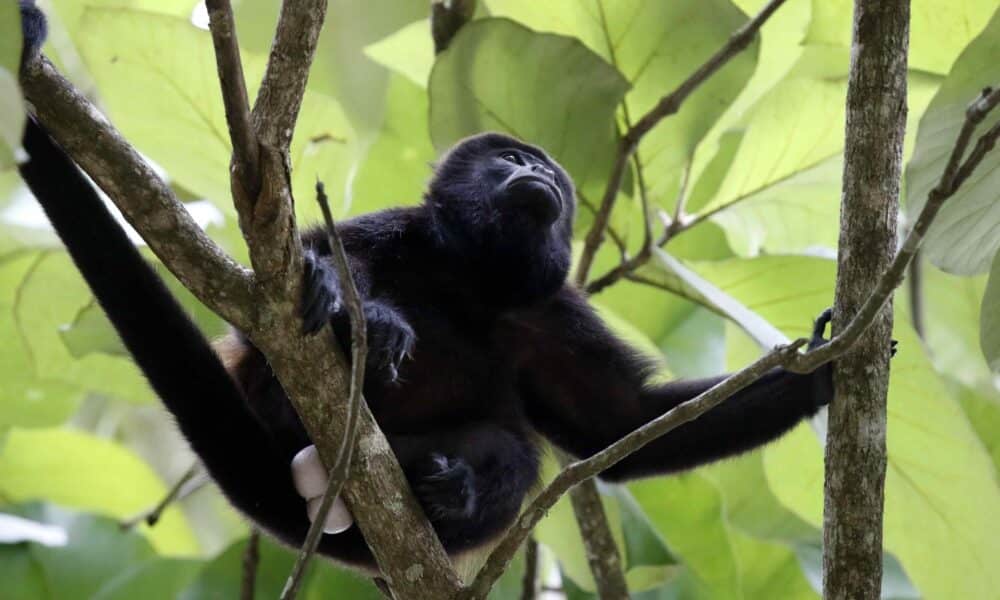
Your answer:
[426,133,575,303]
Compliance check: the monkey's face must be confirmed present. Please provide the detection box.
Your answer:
[426,133,576,302]
[427,133,575,248]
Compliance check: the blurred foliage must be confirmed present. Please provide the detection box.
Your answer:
[1,0,999,598]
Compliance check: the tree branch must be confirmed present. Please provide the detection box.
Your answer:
[431,0,477,54]
[787,85,1000,375]
[279,183,367,600]
[241,529,261,600]
[821,2,908,596]
[19,58,256,331]
[250,0,328,153]
[120,463,203,529]
[574,0,788,286]
[204,0,259,198]
[520,537,539,600]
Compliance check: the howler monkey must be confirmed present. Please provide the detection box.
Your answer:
[16,2,834,572]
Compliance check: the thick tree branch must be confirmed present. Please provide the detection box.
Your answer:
[19,58,256,330]
[279,184,367,600]
[821,3,908,596]
[575,0,787,286]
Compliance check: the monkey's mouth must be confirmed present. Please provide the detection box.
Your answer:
[506,175,562,225]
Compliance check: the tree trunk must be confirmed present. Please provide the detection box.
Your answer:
[824,1,909,599]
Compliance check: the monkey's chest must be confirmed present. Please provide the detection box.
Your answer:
[366,319,522,432]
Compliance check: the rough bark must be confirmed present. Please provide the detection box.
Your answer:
[824,2,909,599]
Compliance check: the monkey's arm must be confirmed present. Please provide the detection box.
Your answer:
[517,288,833,480]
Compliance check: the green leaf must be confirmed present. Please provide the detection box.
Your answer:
[804,0,994,75]
[58,301,128,359]
[905,7,1000,275]
[364,19,434,88]
[0,428,198,555]
[629,474,741,598]
[180,535,381,599]
[0,253,81,427]
[76,8,358,224]
[92,558,203,600]
[954,384,1000,476]
[910,263,991,385]
[982,251,1000,372]
[428,18,628,199]
[351,74,436,215]
[486,0,759,209]
[695,255,1000,599]
[16,252,155,404]
[10,504,157,600]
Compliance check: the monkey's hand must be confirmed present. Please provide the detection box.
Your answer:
[806,308,898,411]
[291,445,354,534]
[300,248,415,382]
[413,454,477,522]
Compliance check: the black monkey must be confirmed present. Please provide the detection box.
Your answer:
[17,3,836,572]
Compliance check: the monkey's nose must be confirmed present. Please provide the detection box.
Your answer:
[531,164,554,178]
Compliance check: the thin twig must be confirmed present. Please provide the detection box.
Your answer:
[459,340,807,600]
[788,85,1000,374]
[585,156,653,295]
[279,183,368,600]
[120,463,202,529]
[204,0,259,198]
[520,537,539,600]
[241,529,261,600]
[575,0,788,286]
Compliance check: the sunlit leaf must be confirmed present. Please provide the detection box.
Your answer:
[0,252,80,427]
[0,429,198,555]
[486,0,758,210]
[693,255,1000,600]
[364,19,434,88]
[429,18,628,200]
[905,7,1000,274]
[981,251,1000,372]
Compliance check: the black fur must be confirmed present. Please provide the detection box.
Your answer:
[17,9,834,571]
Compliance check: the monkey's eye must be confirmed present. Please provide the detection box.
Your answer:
[500,151,521,165]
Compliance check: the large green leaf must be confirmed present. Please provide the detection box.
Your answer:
[982,251,1000,372]
[0,253,80,428]
[804,0,994,75]
[363,19,435,88]
[75,8,357,222]
[905,7,1000,275]
[3,504,157,600]
[911,264,992,384]
[16,252,155,404]
[351,74,436,214]
[428,18,628,199]
[179,535,381,599]
[691,255,1000,599]
[91,558,203,600]
[0,428,198,555]
[486,0,758,210]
